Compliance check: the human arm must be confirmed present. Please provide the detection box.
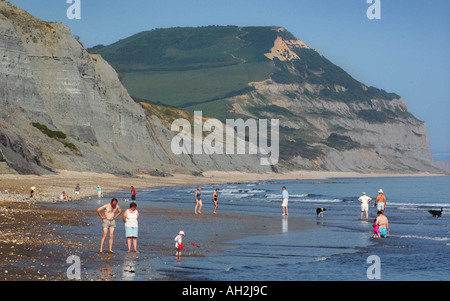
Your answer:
[113,207,122,220]
[96,205,106,219]
[122,209,127,223]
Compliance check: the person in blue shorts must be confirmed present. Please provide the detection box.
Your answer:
[375,210,389,238]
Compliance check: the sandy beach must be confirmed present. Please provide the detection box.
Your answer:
[0,169,445,280]
[0,169,443,202]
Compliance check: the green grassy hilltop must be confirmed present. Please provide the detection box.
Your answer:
[90,26,279,116]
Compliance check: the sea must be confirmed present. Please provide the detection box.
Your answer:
[97,175,450,281]
[53,176,450,281]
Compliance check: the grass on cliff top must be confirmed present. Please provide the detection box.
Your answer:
[122,61,274,113]
[92,26,278,116]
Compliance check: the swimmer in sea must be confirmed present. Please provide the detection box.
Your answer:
[212,188,219,215]
[195,187,202,215]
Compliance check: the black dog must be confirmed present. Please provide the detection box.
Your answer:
[428,208,443,218]
[316,207,327,217]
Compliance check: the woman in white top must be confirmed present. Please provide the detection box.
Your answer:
[123,202,139,253]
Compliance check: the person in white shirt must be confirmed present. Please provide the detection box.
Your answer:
[282,186,289,216]
[123,202,139,253]
[358,192,372,220]
[174,230,185,257]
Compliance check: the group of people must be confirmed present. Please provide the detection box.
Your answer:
[94,184,389,255]
[194,185,289,217]
[96,198,140,253]
[358,189,390,238]
[194,187,219,215]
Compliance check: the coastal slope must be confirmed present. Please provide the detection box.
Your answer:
[93,26,439,173]
[0,1,270,175]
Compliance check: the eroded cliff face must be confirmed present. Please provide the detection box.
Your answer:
[228,55,437,173]
[0,2,439,175]
[0,1,270,175]
[221,26,438,173]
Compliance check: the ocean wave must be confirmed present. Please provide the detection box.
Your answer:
[289,199,344,203]
[262,195,343,203]
[264,193,309,199]
[392,235,450,242]
[315,256,329,261]
[387,202,450,208]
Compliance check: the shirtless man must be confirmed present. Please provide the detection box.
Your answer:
[97,198,122,253]
[374,189,386,214]
[375,210,390,238]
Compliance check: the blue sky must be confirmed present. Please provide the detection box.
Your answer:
[7,0,450,158]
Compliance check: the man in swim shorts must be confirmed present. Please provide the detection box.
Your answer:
[358,192,372,220]
[374,189,386,213]
[376,210,389,238]
[97,198,122,253]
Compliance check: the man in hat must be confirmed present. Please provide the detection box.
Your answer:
[374,189,386,214]
[358,192,372,220]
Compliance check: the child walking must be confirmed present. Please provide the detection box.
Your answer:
[174,230,185,256]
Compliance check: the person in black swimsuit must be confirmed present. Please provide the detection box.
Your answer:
[195,187,202,215]
[212,188,219,215]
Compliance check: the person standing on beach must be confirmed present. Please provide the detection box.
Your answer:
[374,189,386,214]
[97,198,122,253]
[123,202,139,253]
[282,186,289,216]
[195,187,202,215]
[97,185,102,201]
[174,230,185,257]
[375,210,389,238]
[358,192,372,220]
[212,188,219,215]
[74,184,81,199]
[30,186,36,198]
[131,186,136,203]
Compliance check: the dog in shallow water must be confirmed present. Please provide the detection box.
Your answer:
[316,207,327,217]
[428,208,443,218]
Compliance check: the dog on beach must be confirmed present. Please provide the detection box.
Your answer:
[316,207,327,217]
[428,208,443,218]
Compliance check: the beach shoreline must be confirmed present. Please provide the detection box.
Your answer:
[0,169,445,203]
[0,169,446,280]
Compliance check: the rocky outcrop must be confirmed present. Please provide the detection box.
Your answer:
[0,1,270,175]
[225,27,439,173]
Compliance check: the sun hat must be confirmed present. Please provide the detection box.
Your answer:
[378,189,383,193]
[178,230,185,236]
